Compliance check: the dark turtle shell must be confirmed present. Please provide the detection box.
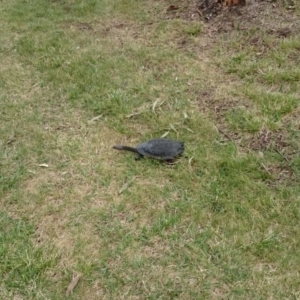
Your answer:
[136,138,184,160]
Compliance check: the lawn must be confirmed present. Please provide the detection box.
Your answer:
[1,0,300,299]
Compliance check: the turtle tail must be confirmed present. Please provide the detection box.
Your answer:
[113,145,138,153]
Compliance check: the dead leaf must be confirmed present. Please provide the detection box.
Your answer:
[152,99,165,115]
[185,127,194,133]
[88,114,103,123]
[169,124,178,133]
[161,131,170,138]
[66,274,82,297]
[126,111,143,118]
[188,156,194,171]
[152,99,160,115]
[38,164,49,168]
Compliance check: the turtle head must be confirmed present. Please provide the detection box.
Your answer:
[113,145,123,150]
[112,145,138,153]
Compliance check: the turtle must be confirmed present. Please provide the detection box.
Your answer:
[113,138,184,161]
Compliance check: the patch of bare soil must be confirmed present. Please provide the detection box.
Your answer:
[166,0,298,28]
[248,127,298,183]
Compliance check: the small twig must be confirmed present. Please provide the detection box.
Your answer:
[274,149,288,162]
[66,274,82,297]
[6,138,16,145]
[169,124,178,133]
[217,128,233,142]
[261,163,271,176]
[126,111,143,119]
[89,114,103,122]
[196,7,203,16]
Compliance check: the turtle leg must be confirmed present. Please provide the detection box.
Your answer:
[162,156,180,164]
[165,159,176,165]
[161,157,175,164]
[135,153,144,160]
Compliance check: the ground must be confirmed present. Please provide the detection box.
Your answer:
[0,0,300,299]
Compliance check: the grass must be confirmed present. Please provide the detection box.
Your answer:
[1,0,300,299]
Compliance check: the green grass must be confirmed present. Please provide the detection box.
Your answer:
[1,0,300,299]
[0,213,59,298]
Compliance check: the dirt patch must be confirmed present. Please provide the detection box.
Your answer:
[198,92,252,119]
[165,0,299,34]
[248,129,288,152]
